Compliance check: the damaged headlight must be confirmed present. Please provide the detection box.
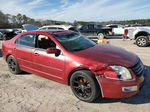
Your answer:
[110,66,132,80]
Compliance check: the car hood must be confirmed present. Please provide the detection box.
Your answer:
[72,44,138,67]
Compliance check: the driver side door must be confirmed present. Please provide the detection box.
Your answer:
[33,34,65,82]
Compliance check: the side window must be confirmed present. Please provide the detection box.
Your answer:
[88,25,94,29]
[94,24,98,29]
[48,27,57,30]
[82,25,88,30]
[41,28,47,30]
[58,27,64,30]
[37,35,56,49]
[47,27,64,31]
[16,34,36,47]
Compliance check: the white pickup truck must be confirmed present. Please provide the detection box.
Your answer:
[107,24,125,35]
[124,26,150,47]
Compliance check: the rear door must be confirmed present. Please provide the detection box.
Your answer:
[14,34,36,71]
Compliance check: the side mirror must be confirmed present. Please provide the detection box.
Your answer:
[46,47,60,55]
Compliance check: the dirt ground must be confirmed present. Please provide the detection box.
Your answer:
[0,39,150,112]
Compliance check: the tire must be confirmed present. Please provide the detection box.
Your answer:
[7,55,22,74]
[97,33,105,39]
[3,34,7,40]
[70,70,101,102]
[3,36,6,41]
[136,36,149,47]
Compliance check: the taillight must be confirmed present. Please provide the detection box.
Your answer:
[124,29,128,35]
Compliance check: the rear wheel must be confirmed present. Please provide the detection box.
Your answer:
[70,70,101,102]
[97,33,105,39]
[136,36,149,47]
[7,55,22,74]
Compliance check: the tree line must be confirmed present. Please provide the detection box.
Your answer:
[0,10,150,29]
[0,11,71,29]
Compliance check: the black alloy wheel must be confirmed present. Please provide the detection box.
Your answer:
[72,75,92,98]
[7,55,22,74]
[70,70,101,102]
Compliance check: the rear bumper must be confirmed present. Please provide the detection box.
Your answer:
[96,75,144,98]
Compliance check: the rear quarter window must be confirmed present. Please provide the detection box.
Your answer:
[15,34,36,47]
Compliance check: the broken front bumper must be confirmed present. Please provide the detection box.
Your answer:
[96,75,144,98]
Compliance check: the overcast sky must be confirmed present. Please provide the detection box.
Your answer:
[0,0,150,22]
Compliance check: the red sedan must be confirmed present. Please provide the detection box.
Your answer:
[2,30,145,102]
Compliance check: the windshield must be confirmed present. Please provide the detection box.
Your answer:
[53,32,96,52]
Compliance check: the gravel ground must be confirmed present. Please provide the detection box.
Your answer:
[0,39,150,112]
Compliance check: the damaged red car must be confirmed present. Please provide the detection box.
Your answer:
[2,30,145,102]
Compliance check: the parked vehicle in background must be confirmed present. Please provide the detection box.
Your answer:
[39,25,80,33]
[22,24,39,32]
[2,30,145,102]
[0,32,4,40]
[124,26,150,47]
[0,24,38,40]
[125,24,150,27]
[39,25,72,31]
[13,28,22,34]
[0,24,79,40]
[68,26,80,33]
[107,24,125,36]
[79,24,112,37]
[0,29,18,40]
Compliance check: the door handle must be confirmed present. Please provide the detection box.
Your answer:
[34,52,39,56]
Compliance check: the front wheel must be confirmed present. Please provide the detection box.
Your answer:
[70,70,101,102]
[136,36,149,47]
